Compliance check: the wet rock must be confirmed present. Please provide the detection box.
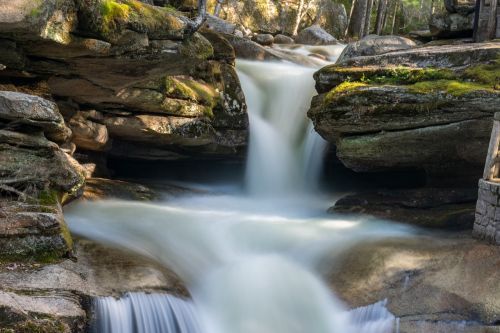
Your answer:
[329,236,500,330]
[82,178,158,201]
[252,33,274,46]
[274,34,295,44]
[295,25,338,45]
[331,188,476,229]
[337,35,417,64]
[429,11,474,39]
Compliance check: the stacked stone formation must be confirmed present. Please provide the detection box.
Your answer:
[473,179,500,244]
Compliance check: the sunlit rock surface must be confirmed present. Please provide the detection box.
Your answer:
[0,0,248,163]
[329,235,500,332]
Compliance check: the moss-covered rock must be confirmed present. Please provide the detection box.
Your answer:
[76,0,187,42]
[308,42,500,184]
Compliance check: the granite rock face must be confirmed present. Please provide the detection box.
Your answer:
[308,42,500,185]
[0,91,85,261]
[0,0,248,164]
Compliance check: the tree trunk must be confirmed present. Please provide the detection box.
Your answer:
[429,0,435,18]
[292,0,305,36]
[364,0,375,36]
[375,0,388,34]
[214,0,223,17]
[473,0,481,41]
[391,0,399,34]
[487,0,499,39]
[347,0,369,38]
[186,0,207,35]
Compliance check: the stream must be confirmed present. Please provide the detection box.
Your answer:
[65,46,413,333]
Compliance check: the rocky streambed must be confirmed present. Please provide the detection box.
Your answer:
[0,0,500,332]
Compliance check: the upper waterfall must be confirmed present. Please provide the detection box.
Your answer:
[237,60,325,196]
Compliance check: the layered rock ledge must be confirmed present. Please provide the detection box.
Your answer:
[309,41,500,185]
[0,0,248,164]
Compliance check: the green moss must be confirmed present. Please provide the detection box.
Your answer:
[464,57,500,88]
[37,190,59,206]
[165,77,218,107]
[100,0,131,32]
[325,82,368,102]
[408,79,494,96]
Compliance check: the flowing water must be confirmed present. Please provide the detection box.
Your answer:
[66,47,412,333]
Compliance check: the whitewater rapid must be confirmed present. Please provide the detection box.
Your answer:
[66,46,411,333]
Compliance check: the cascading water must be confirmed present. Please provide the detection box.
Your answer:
[66,46,411,333]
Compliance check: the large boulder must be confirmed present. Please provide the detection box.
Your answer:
[337,35,417,64]
[295,25,338,45]
[330,236,500,331]
[308,42,500,185]
[429,11,474,38]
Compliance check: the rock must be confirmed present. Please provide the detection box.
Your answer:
[295,25,338,45]
[222,34,280,61]
[252,33,274,46]
[203,14,237,35]
[337,35,417,64]
[331,188,476,229]
[444,0,476,14]
[0,0,77,44]
[217,0,281,34]
[0,129,85,260]
[329,235,500,329]
[200,30,236,64]
[429,11,474,38]
[0,0,249,162]
[214,0,347,39]
[68,111,110,152]
[0,91,70,142]
[274,34,295,44]
[0,238,187,331]
[0,91,85,261]
[311,0,348,39]
[339,41,500,68]
[82,178,158,201]
[308,43,500,184]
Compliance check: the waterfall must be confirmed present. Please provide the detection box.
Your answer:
[66,45,413,333]
[237,60,327,196]
[93,293,201,333]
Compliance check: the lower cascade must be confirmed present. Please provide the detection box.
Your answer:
[67,51,410,333]
[93,293,201,333]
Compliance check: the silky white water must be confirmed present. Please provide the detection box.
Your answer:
[66,49,411,333]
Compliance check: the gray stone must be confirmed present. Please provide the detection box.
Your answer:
[252,33,274,46]
[203,14,237,35]
[295,25,338,45]
[337,35,417,64]
[429,11,474,39]
[273,34,294,44]
[0,91,70,142]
